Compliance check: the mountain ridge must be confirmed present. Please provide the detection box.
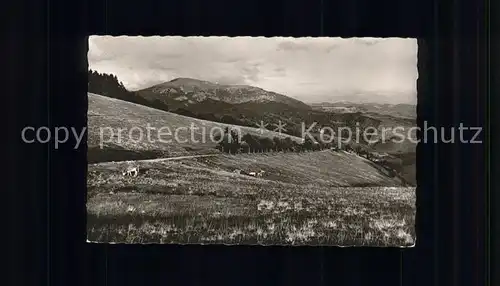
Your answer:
[138,77,312,110]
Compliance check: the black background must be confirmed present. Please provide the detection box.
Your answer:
[6,0,491,285]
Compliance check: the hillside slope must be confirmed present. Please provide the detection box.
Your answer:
[198,150,405,187]
[88,92,304,162]
[309,102,417,186]
[89,150,405,201]
[88,150,414,244]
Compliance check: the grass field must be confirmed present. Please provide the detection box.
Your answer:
[87,151,415,246]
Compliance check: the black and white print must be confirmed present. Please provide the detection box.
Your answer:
[87,36,417,246]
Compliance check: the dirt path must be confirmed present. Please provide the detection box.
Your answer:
[90,149,347,166]
[90,154,219,166]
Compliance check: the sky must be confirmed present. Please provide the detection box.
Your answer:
[88,36,418,104]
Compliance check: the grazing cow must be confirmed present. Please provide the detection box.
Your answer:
[248,170,265,177]
[238,170,250,176]
[123,166,139,177]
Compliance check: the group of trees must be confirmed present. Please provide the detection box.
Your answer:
[215,128,338,154]
[88,70,171,112]
[173,107,306,138]
[213,127,394,165]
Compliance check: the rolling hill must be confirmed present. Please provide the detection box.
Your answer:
[309,101,417,186]
[87,92,305,163]
[365,113,416,186]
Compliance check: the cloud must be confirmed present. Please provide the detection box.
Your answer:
[88,36,417,104]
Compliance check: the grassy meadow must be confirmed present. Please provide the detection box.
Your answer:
[87,151,415,246]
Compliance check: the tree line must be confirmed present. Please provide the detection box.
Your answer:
[213,127,389,162]
[214,127,340,154]
[88,70,171,112]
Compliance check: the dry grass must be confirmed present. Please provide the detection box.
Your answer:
[87,152,415,246]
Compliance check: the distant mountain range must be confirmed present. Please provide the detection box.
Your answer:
[310,101,416,119]
[304,90,417,106]
[138,77,311,110]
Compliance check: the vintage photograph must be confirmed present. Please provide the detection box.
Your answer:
[86,36,417,246]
